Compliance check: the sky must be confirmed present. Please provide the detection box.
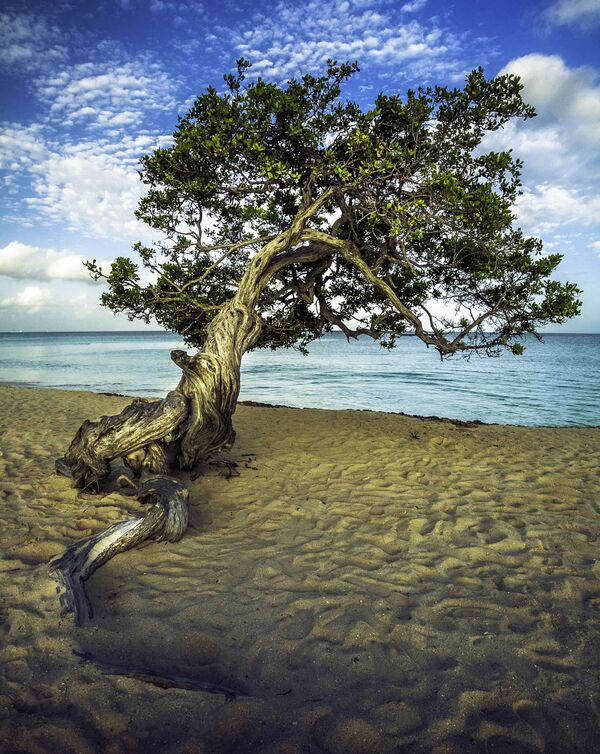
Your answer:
[0,0,599,333]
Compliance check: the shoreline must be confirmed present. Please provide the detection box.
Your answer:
[2,380,599,430]
[2,329,599,428]
[1,383,599,753]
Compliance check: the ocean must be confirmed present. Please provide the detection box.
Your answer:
[0,330,598,427]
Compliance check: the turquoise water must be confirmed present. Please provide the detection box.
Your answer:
[0,331,598,426]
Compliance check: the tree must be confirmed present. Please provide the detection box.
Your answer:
[50,60,581,623]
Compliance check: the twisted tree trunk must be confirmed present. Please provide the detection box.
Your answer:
[50,298,262,625]
[50,192,331,623]
[56,300,262,492]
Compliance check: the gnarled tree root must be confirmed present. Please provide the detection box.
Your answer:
[56,387,190,491]
[49,475,189,626]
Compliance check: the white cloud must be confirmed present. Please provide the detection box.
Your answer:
[401,0,428,12]
[27,150,152,240]
[0,124,48,201]
[231,0,471,83]
[0,124,47,170]
[483,121,580,187]
[486,55,600,241]
[0,241,104,283]
[38,60,179,131]
[148,0,205,13]
[500,54,600,147]
[516,185,600,234]
[0,118,170,241]
[589,240,600,255]
[0,11,67,72]
[0,285,55,310]
[69,133,173,168]
[1,30,180,241]
[543,0,600,29]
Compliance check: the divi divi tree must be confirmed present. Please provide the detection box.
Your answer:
[50,61,581,623]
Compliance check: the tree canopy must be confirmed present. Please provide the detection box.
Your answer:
[89,60,581,356]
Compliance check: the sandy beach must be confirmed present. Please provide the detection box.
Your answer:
[1,383,599,753]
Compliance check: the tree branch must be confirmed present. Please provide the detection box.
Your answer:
[177,235,277,294]
[301,229,457,352]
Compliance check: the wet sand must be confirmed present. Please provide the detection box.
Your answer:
[1,383,599,753]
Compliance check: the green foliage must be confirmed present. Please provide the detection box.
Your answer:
[95,60,581,356]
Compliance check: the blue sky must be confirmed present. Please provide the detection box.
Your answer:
[1,0,599,332]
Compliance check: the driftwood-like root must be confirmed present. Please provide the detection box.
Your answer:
[49,475,189,626]
[57,388,190,491]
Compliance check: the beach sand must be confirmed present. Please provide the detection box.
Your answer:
[1,383,599,753]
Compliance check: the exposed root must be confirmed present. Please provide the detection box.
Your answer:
[49,474,189,626]
[57,389,190,491]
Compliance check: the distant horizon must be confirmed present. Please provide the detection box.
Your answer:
[1,324,598,427]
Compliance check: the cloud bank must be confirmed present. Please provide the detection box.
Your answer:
[0,241,104,283]
[543,0,600,30]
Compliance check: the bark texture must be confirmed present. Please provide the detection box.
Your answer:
[49,475,189,626]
